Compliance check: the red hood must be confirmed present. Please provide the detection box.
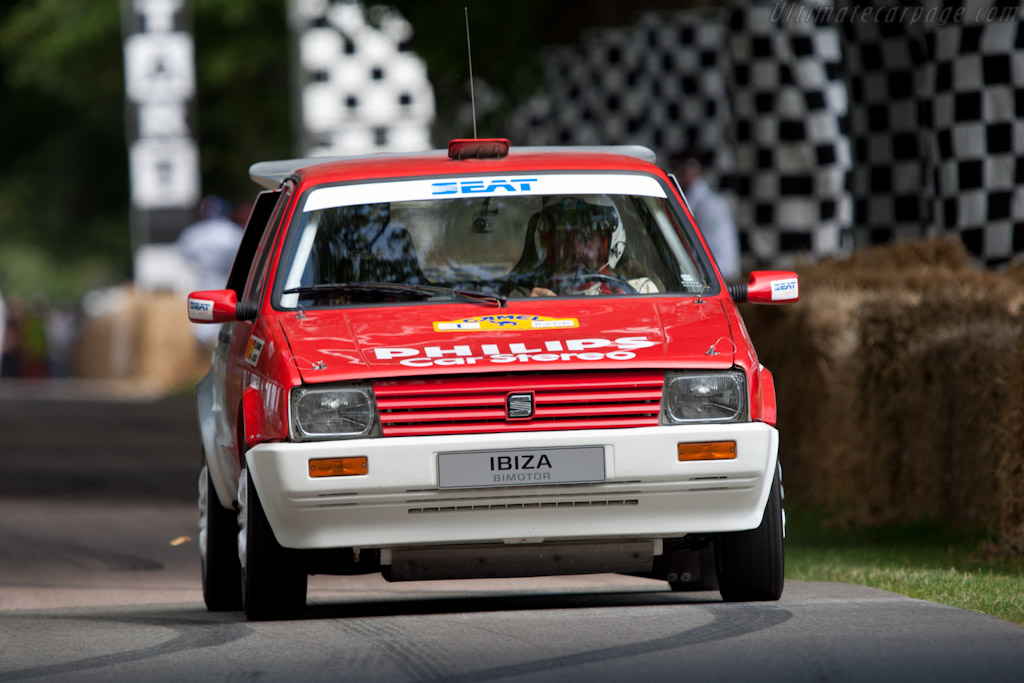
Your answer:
[276,298,736,383]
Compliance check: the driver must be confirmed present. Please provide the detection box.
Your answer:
[528,195,658,296]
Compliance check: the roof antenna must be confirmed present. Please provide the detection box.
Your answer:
[465,7,477,139]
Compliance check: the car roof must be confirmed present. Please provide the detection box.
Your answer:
[249,144,660,191]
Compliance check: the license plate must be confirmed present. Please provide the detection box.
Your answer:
[437,446,606,489]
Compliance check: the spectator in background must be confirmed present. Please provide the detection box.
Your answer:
[177,195,245,346]
[671,147,741,282]
[233,201,254,230]
[45,303,77,378]
[18,296,49,378]
[1,293,20,378]
[0,288,5,379]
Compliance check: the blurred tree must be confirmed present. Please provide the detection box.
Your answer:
[387,0,709,143]
[0,0,290,299]
[0,0,699,299]
[192,0,291,200]
[0,1,129,299]
[384,0,547,143]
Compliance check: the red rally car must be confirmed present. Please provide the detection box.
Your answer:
[187,138,799,620]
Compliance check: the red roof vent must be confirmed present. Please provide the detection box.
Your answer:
[448,138,510,160]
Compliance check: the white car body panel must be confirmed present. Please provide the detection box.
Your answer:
[197,338,237,509]
[244,422,778,550]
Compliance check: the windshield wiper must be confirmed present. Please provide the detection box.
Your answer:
[282,282,507,308]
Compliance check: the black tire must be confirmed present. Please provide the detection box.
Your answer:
[199,466,242,611]
[715,466,784,602]
[241,469,307,620]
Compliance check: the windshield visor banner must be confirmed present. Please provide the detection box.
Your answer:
[303,174,667,212]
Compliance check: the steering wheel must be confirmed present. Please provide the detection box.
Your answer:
[556,272,636,294]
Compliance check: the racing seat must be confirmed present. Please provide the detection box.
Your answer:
[334,223,428,285]
[501,212,547,294]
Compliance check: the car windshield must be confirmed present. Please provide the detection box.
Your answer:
[276,172,712,308]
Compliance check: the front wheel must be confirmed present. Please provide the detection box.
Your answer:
[198,465,242,611]
[238,469,307,620]
[715,466,784,602]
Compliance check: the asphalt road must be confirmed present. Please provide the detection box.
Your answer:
[1,380,1023,682]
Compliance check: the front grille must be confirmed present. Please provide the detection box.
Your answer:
[374,370,663,437]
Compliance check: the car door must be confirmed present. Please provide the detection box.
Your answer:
[210,187,289,496]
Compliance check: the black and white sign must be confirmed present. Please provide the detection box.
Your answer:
[124,31,195,103]
[128,137,200,209]
[122,0,201,289]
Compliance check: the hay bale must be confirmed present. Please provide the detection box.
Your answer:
[744,237,1024,552]
[996,321,1024,553]
[1001,262,1024,288]
[851,274,1021,527]
[812,236,976,283]
[132,290,209,391]
[74,285,138,379]
[73,285,207,393]
[742,284,877,509]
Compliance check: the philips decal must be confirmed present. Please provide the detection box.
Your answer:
[431,178,537,196]
[372,336,658,367]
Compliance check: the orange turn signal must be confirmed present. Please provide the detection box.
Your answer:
[677,441,736,461]
[309,456,368,478]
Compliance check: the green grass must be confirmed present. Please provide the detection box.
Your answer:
[784,507,1024,626]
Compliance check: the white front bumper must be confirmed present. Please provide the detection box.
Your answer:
[245,422,779,550]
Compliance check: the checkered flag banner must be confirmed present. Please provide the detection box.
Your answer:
[510,2,852,267]
[726,2,852,265]
[838,0,1024,266]
[510,9,735,190]
[510,0,1024,268]
[920,0,1024,266]
[292,0,435,156]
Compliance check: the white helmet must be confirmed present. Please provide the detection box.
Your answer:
[539,195,626,270]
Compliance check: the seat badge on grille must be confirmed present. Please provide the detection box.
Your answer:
[506,391,535,420]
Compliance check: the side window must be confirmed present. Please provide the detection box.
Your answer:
[226,189,282,297]
[240,187,292,304]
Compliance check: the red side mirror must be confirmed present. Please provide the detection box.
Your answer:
[728,271,799,305]
[188,289,253,323]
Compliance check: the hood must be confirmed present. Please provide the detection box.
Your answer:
[277,298,736,383]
